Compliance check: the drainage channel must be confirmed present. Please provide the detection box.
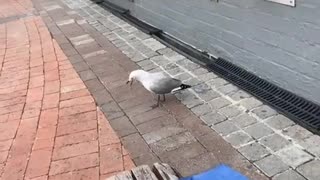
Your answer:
[92,0,320,135]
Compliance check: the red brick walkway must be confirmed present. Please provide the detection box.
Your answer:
[0,1,134,179]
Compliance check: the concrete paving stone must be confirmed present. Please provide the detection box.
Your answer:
[211,120,239,136]
[218,105,242,118]
[101,101,124,120]
[209,97,232,110]
[130,108,168,125]
[254,155,289,177]
[192,83,220,101]
[273,169,306,180]
[174,73,193,81]
[150,131,197,155]
[275,146,313,168]
[231,114,257,128]
[300,135,320,157]
[164,63,179,70]
[68,54,85,64]
[136,115,177,135]
[150,55,170,66]
[239,97,263,110]
[265,115,295,130]
[197,72,218,82]
[228,90,252,102]
[217,84,239,94]
[171,152,219,177]
[244,123,274,139]
[91,89,113,106]
[83,78,105,93]
[121,133,151,158]
[142,125,186,144]
[192,67,209,76]
[252,105,278,119]
[133,152,160,167]
[206,78,228,88]
[260,134,290,152]
[57,19,75,26]
[72,61,90,72]
[297,160,320,180]
[109,116,137,137]
[167,67,184,75]
[282,125,313,141]
[224,131,253,147]
[191,103,212,116]
[200,111,227,125]
[178,91,203,109]
[183,78,202,86]
[158,142,207,163]
[142,38,166,51]
[79,69,96,81]
[238,142,270,161]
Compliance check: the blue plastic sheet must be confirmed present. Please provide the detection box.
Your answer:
[180,164,248,180]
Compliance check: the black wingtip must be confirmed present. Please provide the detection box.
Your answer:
[180,84,192,90]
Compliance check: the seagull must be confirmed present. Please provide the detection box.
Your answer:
[126,70,191,107]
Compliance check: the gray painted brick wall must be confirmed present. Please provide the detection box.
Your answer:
[109,0,320,105]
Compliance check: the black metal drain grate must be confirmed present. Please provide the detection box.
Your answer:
[95,0,320,135]
[207,58,320,134]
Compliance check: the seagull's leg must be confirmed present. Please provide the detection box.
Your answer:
[163,94,166,102]
[157,94,160,106]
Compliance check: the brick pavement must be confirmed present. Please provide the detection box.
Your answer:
[0,1,134,179]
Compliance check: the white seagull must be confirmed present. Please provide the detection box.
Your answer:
[126,70,191,107]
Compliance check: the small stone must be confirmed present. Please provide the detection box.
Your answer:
[252,105,277,119]
[231,114,257,128]
[273,170,306,180]
[238,142,270,161]
[276,146,313,168]
[191,104,212,116]
[254,155,289,177]
[266,115,295,130]
[218,105,242,118]
[297,160,320,180]
[259,134,290,152]
[209,97,231,110]
[224,131,253,147]
[200,112,227,125]
[217,84,239,94]
[239,97,263,110]
[244,123,274,139]
[211,120,239,136]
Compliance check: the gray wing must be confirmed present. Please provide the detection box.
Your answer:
[149,77,182,94]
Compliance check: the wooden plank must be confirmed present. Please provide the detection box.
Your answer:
[106,171,134,180]
[153,163,179,180]
[132,165,158,180]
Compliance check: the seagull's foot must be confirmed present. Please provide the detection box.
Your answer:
[151,103,161,109]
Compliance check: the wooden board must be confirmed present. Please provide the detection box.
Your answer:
[132,165,158,180]
[153,163,179,180]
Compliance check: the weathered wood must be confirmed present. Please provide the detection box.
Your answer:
[153,163,179,180]
[106,171,134,180]
[132,165,158,180]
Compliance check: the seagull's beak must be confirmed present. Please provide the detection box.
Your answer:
[126,80,133,87]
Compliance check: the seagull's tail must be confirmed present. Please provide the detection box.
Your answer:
[172,84,191,93]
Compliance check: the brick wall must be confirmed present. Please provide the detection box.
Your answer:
[109,0,320,105]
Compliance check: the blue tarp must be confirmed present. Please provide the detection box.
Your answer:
[180,164,248,180]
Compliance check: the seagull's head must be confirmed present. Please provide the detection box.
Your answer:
[126,70,146,87]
